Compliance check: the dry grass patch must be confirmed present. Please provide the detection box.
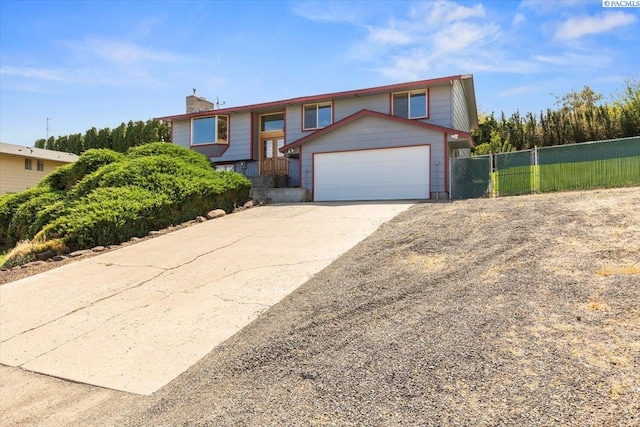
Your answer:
[1,239,68,269]
[597,265,640,277]
[399,252,448,272]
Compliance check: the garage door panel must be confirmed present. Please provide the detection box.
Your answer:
[314,145,430,201]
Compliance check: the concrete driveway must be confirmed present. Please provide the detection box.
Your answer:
[0,203,413,395]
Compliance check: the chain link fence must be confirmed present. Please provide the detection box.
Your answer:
[450,136,640,198]
[450,155,492,199]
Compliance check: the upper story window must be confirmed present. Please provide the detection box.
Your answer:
[392,90,428,119]
[303,103,332,130]
[191,115,229,145]
[37,160,44,171]
[260,113,284,133]
[25,158,32,170]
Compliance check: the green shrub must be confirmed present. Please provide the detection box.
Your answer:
[7,191,65,246]
[4,143,251,261]
[0,187,50,246]
[127,142,214,169]
[38,187,170,249]
[40,149,124,191]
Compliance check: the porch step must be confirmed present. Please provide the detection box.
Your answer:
[250,187,311,203]
[250,174,289,189]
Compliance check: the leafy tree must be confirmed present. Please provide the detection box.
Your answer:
[554,85,604,111]
[84,127,98,150]
[31,119,171,154]
[97,128,112,149]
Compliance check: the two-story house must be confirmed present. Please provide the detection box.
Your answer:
[157,74,477,201]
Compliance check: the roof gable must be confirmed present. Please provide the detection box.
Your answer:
[280,109,472,152]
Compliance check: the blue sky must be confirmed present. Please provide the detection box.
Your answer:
[1,0,638,147]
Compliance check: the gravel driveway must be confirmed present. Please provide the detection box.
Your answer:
[3,187,639,426]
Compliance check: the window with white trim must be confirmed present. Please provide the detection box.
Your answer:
[191,115,229,145]
[37,160,44,171]
[303,103,332,130]
[392,90,428,119]
[215,164,235,171]
[25,158,32,170]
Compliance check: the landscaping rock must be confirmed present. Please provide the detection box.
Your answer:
[130,237,143,243]
[36,249,56,261]
[92,246,106,252]
[196,216,207,223]
[52,255,68,262]
[70,250,91,257]
[243,200,256,208]
[207,209,226,219]
[29,261,47,267]
[149,230,163,237]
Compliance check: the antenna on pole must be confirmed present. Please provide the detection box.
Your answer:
[216,96,225,109]
[46,118,52,149]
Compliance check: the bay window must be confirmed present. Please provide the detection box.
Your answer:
[192,115,229,145]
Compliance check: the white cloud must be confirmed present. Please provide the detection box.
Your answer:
[0,38,188,89]
[62,38,185,66]
[341,0,498,79]
[367,26,414,45]
[533,51,612,68]
[413,0,486,25]
[297,0,627,82]
[290,1,364,24]
[512,13,526,25]
[0,65,66,81]
[498,85,537,97]
[0,64,140,86]
[519,0,584,14]
[555,11,637,40]
[432,22,499,55]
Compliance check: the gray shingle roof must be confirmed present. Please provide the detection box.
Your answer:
[0,142,79,163]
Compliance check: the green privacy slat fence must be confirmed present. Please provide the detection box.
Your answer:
[449,136,640,199]
[450,155,492,199]
[538,137,640,192]
[494,150,536,196]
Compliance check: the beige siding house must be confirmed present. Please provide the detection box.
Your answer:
[0,143,79,195]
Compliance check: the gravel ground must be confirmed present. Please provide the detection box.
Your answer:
[3,187,639,426]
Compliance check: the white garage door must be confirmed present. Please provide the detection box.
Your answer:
[314,145,430,201]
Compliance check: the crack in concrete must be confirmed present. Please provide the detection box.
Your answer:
[1,236,249,349]
[180,258,334,295]
[210,294,271,308]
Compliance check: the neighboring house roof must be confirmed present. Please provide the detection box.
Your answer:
[156,74,478,129]
[280,109,474,152]
[0,142,79,162]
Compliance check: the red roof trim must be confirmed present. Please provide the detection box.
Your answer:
[280,109,471,152]
[156,75,464,122]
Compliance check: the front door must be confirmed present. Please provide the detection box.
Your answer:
[260,137,288,175]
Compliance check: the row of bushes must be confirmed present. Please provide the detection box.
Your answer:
[0,143,251,267]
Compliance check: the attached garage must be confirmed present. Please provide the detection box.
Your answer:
[313,145,430,201]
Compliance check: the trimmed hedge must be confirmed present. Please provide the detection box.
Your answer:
[0,186,50,245]
[7,191,65,246]
[39,149,124,191]
[1,142,251,258]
